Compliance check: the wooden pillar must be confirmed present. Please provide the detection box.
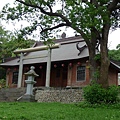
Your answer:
[67,66,72,87]
[86,60,90,84]
[45,48,51,87]
[17,53,23,88]
[6,72,9,86]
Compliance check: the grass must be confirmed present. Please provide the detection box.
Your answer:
[0,102,120,120]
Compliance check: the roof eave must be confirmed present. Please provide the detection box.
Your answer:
[110,61,120,72]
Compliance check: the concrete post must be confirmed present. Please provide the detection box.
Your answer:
[17,53,23,88]
[45,48,51,87]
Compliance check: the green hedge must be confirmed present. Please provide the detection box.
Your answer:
[83,83,119,104]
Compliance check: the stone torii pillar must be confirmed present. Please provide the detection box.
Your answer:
[14,44,60,88]
[17,52,24,88]
[45,48,51,87]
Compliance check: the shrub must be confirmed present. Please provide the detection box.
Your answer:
[104,85,119,103]
[0,67,6,79]
[83,83,119,104]
[83,83,105,104]
[0,79,6,88]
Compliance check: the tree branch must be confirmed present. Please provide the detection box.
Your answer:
[46,3,53,13]
[115,4,120,9]
[40,23,69,33]
[71,25,90,45]
[90,0,99,8]
[82,0,89,2]
[108,0,119,13]
[16,0,71,26]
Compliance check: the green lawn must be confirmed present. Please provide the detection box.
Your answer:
[0,102,120,120]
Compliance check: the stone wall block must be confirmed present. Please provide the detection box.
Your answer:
[35,89,84,103]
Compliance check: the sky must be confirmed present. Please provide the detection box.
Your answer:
[0,0,120,50]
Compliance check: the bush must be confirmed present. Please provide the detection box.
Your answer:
[104,85,119,103]
[0,67,6,79]
[0,79,6,88]
[83,83,119,104]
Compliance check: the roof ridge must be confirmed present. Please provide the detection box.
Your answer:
[35,35,83,47]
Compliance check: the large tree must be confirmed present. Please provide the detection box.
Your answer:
[1,0,120,87]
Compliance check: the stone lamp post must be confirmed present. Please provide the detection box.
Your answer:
[25,66,39,96]
[19,66,39,102]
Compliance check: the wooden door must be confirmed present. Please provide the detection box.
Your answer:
[50,66,68,87]
[34,67,46,87]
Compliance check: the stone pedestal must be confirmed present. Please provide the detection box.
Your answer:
[25,79,36,95]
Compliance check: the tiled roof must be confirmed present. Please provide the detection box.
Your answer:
[0,35,120,72]
[0,36,88,66]
[35,36,83,47]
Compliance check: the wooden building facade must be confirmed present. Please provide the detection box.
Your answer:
[1,36,120,88]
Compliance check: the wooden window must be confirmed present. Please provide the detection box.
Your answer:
[12,72,18,84]
[77,66,85,81]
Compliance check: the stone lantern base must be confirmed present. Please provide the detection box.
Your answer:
[18,94,36,102]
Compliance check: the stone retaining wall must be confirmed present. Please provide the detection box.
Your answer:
[35,88,84,103]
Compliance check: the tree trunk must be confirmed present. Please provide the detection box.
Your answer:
[99,41,110,88]
[87,43,98,82]
[89,46,96,81]
[99,25,110,88]
[84,29,99,83]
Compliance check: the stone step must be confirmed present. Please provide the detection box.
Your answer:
[0,87,26,102]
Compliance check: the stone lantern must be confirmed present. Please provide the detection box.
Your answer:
[25,66,39,96]
[18,66,39,102]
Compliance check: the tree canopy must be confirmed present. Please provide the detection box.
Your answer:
[1,0,120,39]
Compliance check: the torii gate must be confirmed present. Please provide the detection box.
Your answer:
[14,44,60,88]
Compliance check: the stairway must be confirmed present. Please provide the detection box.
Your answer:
[0,87,26,102]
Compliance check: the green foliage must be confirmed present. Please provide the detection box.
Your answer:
[94,54,101,61]
[83,83,119,104]
[116,44,120,49]
[0,79,6,88]
[104,85,119,103]
[1,0,119,40]
[0,67,6,79]
[93,69,100,80]
[0,25,34,60]
[83,83,104,104]
[43,38,55,48]
[109,44,120,61]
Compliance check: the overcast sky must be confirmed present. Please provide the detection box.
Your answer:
[0,0,120,50]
